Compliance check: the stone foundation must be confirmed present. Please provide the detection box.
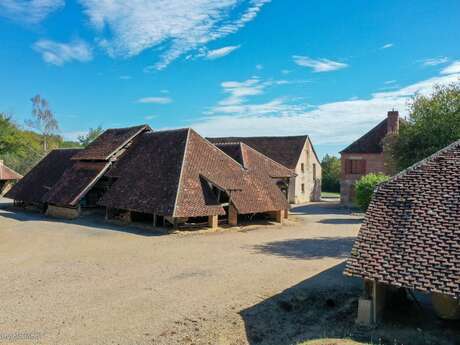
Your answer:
[46,205,80,219]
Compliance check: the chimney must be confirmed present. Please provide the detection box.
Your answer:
[387,110,399,134]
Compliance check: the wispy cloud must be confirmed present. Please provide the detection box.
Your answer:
[441,60,460,75]
[191,69,460,147]
[137,96,172,104]
[80,0,270,70]
[33,39,93,65]
[0,0,64,24]
[384,80,397,84]
[420,56,449,66]
[119,75,132,80]
[380,43,394,49]
[292,56,348,72]
[144,115,157,120]
[256,64,263,70]
[198,45,241,60]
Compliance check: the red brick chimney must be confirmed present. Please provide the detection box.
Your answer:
[387,110,399,134]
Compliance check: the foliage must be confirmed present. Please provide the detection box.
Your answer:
[78,126,103,147]
[26,95,59,151]
[321,154,341,193]
[388,83,460,171]
[355,173,389,211]
[0,113,79,174]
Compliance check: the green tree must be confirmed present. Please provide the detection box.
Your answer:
[26,95,59,152]
[78,126,103,147]
[389,83,460,171]
[355,173,390,211]
[0,114,23,155]
[321,154,341,193]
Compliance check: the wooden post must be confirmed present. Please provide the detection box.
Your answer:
[228,204,238,226]
[275,209,284,223]
[284,208,289,219]
[208,215,218,230]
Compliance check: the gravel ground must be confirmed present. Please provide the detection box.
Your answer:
[0,198,362,345]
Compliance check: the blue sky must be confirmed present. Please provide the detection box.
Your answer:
[1,0,460,158]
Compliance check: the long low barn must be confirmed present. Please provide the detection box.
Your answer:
[6,125,295,229]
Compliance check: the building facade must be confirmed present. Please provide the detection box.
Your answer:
[340,110,400,206]
[208,135,322,204]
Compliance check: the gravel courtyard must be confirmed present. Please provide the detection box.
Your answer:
[0,198,362,345]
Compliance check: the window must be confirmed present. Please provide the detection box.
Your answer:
[313,163,317,180]
[301,183,305,193]
[301,163,305,173]
[345,159,366,174]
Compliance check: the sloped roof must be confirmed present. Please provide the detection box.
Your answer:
[0,163,22,181]
[345,140,460,299]
[43,161,110,206]
[340,118,405,154]
[5,149,80,203]
[215,142,296,178]
[72,125,150,161]
[208,135,311,169]
[99,129,189,216]
[100,129,289,217]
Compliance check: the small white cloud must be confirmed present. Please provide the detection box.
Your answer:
[380,43,394,49]
[384,80,397,85]
[281,69,291,75]
[160,89,169,94]
[202,45,241,60]
[144,115,157,120]
[441,60,460,75]
[33,39,93,65]
[421,56,449,67]
[293,56,348,73]
[119,75,132,80]
[256,64,263,70]
[137,97,172,104]
[0,0,64,24]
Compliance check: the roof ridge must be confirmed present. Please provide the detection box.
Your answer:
[172,128,191,218]
[384,139,460,185]
[241,142,295,175]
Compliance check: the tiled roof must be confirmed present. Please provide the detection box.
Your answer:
[0,163,22,181]
[100,129,289,217]
[215,142,296,178]
[345,140,460,299]
[72,125,150,161]
[208,135,311,169]
[43,161,110,206]
[5,149,80,203]
[340,118,405,154]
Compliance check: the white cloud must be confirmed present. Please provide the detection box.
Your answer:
[293,56,348,72]
[0,0,64,24]
[137,96,172,104]
[79,0,270,70]
[119,75,132,80]
[200,45,241,60]
[281,69,291,75]
[380,43,394,49]
[384,80,397,85]
[33,39,93,65]
[441,60,460,75]
[144,115,157,120]
[190,70,460,147]
[420,56,449,66]
[256,64,263,70]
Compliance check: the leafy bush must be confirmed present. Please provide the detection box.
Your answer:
[321,154,341,193]
[355,173,389,211]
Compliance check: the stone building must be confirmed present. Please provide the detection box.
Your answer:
[208,135,322,204]
[340,110,401,205]
[345,139,460,324]
[6,125,291,229]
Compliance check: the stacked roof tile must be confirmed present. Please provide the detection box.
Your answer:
[345,140,460,299]
[208,135,312,169]
[0,163,22,181]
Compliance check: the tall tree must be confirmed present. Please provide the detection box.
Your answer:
[388,83,460,171]
[26,95,59,152]
[321,154,341,193]
[0,113,23,155]
[78,126,104,147]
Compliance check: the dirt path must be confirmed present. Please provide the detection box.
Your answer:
[0,199,362,345]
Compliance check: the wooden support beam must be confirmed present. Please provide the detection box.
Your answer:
[275,209,284,223]
[228,204,238,226]
[208,215,218,230]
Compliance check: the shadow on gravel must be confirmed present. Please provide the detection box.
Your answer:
[318,218,363,225]
[252,237,356,260]
[240,262,460,345]
[290,202,356,216]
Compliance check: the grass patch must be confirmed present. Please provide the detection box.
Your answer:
[321,192,340,198]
